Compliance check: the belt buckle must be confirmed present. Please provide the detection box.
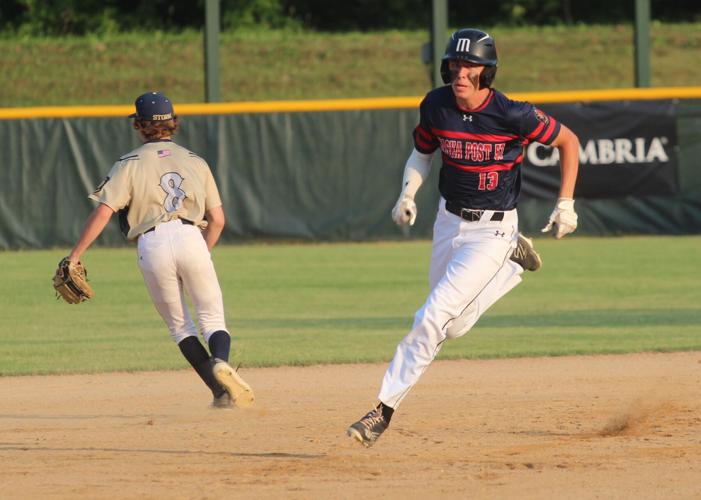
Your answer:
[460,208,482,222]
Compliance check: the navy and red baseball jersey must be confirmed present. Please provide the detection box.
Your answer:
[413,86,561,210]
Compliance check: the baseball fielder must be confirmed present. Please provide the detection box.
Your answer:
[66,91,254,409]
[348,28,579,447]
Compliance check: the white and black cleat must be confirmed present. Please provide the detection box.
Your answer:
[510,234,542,272]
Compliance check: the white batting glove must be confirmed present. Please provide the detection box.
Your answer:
[392,196,417,226]
[541,198,578,239]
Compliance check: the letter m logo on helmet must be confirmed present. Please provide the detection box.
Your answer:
[455,38,471,53]
[440,28,498,87]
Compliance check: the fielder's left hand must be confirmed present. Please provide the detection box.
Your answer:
[541,198,578,239]
[392,196,417,226]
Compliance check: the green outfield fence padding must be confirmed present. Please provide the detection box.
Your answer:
[1,91,700,250]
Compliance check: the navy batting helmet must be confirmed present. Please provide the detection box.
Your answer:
[440,28,498,88]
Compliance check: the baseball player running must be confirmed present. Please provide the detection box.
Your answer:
[65,91,254,409]
[347,29,579,447]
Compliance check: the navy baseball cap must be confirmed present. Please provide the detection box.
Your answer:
[129,91,175,121]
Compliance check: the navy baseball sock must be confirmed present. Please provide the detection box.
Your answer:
[208,330,231,362]
[178,336,225,397]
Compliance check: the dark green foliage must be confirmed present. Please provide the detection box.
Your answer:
[1,0,700,35]
[0,0,297,36]
[280,0,429,30]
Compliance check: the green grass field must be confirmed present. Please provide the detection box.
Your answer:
[2,23,700,106]
[1,236,699,376]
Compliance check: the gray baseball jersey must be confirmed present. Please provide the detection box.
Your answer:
[90,140,222,240]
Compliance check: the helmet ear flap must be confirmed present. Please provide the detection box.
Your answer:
[480,66,497,88]
[440,60,451,84]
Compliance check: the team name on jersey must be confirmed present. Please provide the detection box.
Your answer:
[437,137,506,162]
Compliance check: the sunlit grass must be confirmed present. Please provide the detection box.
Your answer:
[1,24,700,106]
[1,236,699,375]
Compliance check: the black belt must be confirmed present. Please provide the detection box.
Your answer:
[143,218,194,234]
[445,201,505,222]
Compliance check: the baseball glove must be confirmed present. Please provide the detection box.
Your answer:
[52,257,94,304]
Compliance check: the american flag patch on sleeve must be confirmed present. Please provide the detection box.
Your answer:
[157,149,171,158]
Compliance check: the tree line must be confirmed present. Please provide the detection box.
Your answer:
[1,0,699,36]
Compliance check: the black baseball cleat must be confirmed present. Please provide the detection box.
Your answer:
[510,234,542,271]
[347,406,388,447]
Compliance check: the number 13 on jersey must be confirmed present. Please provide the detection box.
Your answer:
[478,171,499,191]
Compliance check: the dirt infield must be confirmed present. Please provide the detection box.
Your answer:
[2,351,700,499]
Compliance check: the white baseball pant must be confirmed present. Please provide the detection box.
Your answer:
[378,198,523,408]
[137,219,228,344]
